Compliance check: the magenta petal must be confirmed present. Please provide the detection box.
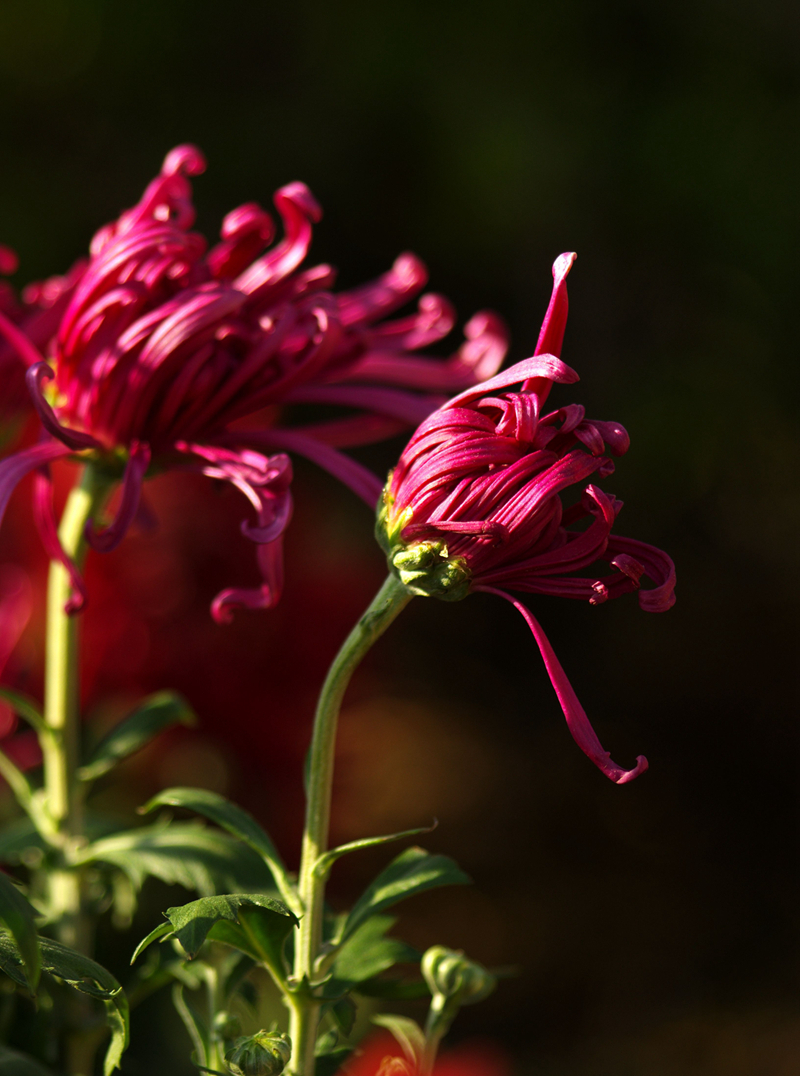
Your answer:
[0,309,48,369]
[476,585,648,784]
[284,384,441,425]
[32,469,87,614]
[446,354,579,411]
[84,441,151,553]
[211,539,284,624]
[522,252,577,406]
[26,363,104,451]
[0,564,32,678]
[0,441,73,531]
[227,428,384,510]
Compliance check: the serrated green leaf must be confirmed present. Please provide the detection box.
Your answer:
[139,788,298,913]
[159,894,298,971]
[79,692,196,782]
[342,847,470,942]
[0,1044,56,1076]
[0,934,129,1075]
[371,1014,425,1066]
[313,822,436,880]
[0,871,40,990]
[172,982,209,1068]
[78,820,274,895]
[333,915,418,985]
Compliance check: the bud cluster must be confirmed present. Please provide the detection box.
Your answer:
[224,1031,292,1076]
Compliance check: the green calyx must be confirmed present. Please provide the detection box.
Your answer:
[376,483,471,603]
[224,1032,292,1076]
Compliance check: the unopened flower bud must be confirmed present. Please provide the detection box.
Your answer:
[224,1032,292,1076]
[421,946,496,1006]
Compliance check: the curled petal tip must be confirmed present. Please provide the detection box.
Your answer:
[553,252,577,283]
[614,755,648,784]
[392,252,428,289]
[162,144,206,177]
[276,181,322,222]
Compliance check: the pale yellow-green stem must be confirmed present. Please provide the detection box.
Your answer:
[289,574,412,1076]
[41,464,109,954]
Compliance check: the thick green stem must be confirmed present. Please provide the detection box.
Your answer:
[289,574,412,1076]
[41,464,108,954]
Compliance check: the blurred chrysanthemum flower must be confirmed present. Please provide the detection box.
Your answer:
[0,146,506,620]
[377,254,675,783]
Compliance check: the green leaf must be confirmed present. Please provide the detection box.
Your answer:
[330,995,357,1036]
[314,1048,353,1076]
[0,934,129,1075]
[171,982,209,1068]
[371,1014,425,1067]
[0,871,40,990]
[342,847,470,942]
[139,788,299,913]
[79,692,196,782]
[130,921,172,964]
[313,822,436,880]
[0,689,46,735]
[0,1045,56,1076]
[355,976,429,1000]
[135,894,298,980]
[79,820,275,895]
[333,916,418,985]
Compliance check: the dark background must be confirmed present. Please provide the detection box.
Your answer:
[1,1,799,1073]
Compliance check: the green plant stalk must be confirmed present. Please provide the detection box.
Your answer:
[290,573,412,1076]
[41,463,109,954]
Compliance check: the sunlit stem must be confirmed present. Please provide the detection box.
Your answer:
[41,463,109,954]
[421,996,455,1076]
[289,574,412,1076]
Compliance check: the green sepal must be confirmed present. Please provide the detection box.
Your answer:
[313,823,436,880]
[341,847,470,942]
[78,692,196,782]
[371,1014,425,1067]
[139,788,298,914]
[0,872,40,990]
[0,933,129,1075]
[78,819,275,896]
[332,915,418,985]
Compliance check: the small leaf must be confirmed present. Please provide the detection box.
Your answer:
[330,995,357,1036]
[0,689,46,735]
[79,692,196,782]
[371,1014,425,1067]
[333,916,418,985]
[0,934,129,1075]
[139,788,298,913]
[0,871,40,990]
[79,820,274,895]
[313,822,437,880]
[0,1044,56,1076]
[342,847,470,942]
[172,982,209,1068]
[131,921,172,964]
[146,893,298,977]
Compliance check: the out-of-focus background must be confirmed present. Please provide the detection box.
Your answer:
[1,2,798,1073]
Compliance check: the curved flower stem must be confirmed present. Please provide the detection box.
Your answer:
[41,463,109,953]
[290,573,412,1076]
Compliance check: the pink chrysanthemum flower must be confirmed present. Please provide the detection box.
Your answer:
[377,254,675,784]
[0,146,506,620]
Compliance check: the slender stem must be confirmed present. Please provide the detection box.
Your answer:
[41,464,108,954]
[289,574,412,1076]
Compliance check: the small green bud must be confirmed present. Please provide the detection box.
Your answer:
[224,1032,292,1076]
[213,1010,242,1042]
[421,946,496,1006]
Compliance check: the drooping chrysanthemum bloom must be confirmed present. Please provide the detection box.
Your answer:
[0,146,506,619]
[377,254,675,783]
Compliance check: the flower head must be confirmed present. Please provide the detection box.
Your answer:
[377,254,675,783]
[0,147,507,620]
